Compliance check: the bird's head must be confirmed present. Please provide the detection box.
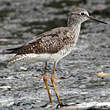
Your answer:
[68,8,107,25]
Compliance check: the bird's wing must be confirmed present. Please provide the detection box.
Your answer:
[4,27,72,55]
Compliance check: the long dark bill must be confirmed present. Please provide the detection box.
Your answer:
[88,16,107,24]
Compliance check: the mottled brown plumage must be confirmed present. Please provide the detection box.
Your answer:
[6,27,74,55]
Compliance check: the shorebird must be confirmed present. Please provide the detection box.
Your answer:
[0,8,107,107]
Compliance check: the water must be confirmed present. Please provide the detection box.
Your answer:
[0,0,110,109]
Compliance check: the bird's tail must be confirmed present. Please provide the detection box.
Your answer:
[0,49,19,62]
[0,51,12,54]
[5,56,22,62]
[0,48,15,55]
[0,46,22,55]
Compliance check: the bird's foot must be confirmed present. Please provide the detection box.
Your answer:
[40,102,53,108]
[56,102,69,109]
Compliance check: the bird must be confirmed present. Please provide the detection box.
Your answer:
[0,8,107,107]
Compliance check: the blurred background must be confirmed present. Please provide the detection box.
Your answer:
[0,0,110,110]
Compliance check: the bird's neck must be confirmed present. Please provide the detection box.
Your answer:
[67,21,81,45]
[67,16,81,32]
[69,23,81,32]
[67,21,81,40]
[67,20,81,31]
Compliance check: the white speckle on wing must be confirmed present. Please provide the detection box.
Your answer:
[11,43,75,63]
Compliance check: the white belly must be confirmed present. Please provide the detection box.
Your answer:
[15,45,74,63]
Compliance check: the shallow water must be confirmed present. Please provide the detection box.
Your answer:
[0,0,110,110]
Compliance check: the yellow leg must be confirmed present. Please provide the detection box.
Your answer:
[43,61,52,103]
[51,62,62,105]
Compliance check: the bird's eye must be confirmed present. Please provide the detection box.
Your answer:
[80,12,85,16]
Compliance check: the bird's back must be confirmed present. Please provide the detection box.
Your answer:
[1,27,77,62]
[4,27,75,55]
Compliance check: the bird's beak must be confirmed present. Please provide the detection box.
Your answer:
[87,15,107,24]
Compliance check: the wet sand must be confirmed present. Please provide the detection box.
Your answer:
[0,0,110,110]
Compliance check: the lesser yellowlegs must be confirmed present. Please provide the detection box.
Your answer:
[0,8,107,107]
